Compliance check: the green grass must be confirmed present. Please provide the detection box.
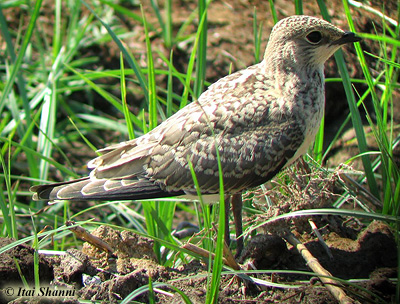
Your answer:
[0,0,399,302]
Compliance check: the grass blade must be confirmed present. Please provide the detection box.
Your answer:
[193,0,208,98]
[142,6,158,130]
[120,52,135,139]
[81,0,149,103]
[318,0,379,198]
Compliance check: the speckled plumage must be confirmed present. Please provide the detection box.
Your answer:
[31,15,361,203]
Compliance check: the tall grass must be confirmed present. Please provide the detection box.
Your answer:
[0,0,399,302]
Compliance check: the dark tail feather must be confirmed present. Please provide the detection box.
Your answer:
[30,177,184,201]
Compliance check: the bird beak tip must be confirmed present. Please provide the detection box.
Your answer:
[332,31,362,46]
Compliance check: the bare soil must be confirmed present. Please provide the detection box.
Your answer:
[1,0,399,303]
[0,219,397,303]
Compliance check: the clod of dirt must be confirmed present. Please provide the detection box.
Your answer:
[238,234,289,268]
[53,249,96,285]
[0,238,54,303]
[82,226,156,261]
[273,220,398,303]
[367,267,397,301]
[0,238,54,286]
[79,270,150,302]
[322,220,397,279]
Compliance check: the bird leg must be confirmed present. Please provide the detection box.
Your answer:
[223,194,244,258]
[230,193,243,258]
[224,195,231,247]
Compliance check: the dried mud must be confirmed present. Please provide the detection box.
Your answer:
[0,220,397,303]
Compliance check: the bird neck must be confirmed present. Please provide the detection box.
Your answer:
[259,54,326,124]
[263,42,325,78]
[261,56,325,96]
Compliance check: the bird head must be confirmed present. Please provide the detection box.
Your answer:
[264,15,361,71]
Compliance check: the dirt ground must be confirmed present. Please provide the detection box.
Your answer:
[0,218,397,303]
[1,0,399,303]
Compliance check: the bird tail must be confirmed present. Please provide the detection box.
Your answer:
[30,177,184,201]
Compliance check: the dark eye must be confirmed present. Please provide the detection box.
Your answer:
[306,31,323,44]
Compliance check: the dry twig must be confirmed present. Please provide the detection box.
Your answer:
[283,232,357,304]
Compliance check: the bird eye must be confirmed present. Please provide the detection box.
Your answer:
[306,31,323,44]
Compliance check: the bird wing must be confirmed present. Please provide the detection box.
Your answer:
[84,64,307,196]
[31,64,307,201]
[148,117,305,194]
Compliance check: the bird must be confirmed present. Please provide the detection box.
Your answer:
[31,15,361,256]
